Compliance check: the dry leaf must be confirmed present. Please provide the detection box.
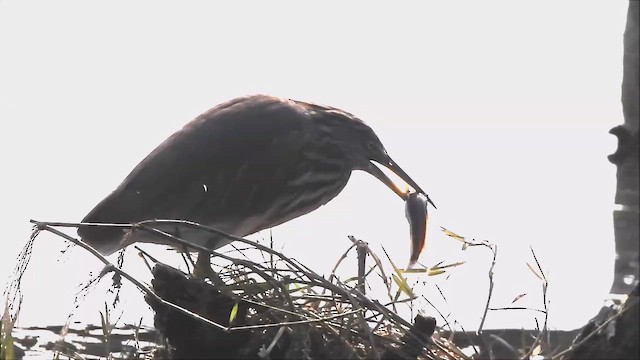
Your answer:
[511,293,528,304]
[526,262,544,281]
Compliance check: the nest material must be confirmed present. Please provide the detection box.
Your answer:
[24,220,468,359]
[147,264,250,359]
[147,263,440,359]
[18,221,639,360]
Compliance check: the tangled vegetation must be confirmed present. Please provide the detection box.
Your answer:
[2,219,634,359]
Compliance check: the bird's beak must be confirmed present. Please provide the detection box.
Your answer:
[367,158,437,209]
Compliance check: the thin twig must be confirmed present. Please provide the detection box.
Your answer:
[421,295,453,332]
[488,306,546,314]
[228,309,363,331]
[31,222,230,332]
[354,238,368,295]
[521,246,549,360]
[258,325,287,359]
[477,244,498,334]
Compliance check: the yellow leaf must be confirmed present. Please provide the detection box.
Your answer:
[427,268,446,276]
[1,302,13,331]
[402,268,428,274]
[402,261,465,275]
[382,246,415,297]
[1,332,14,360]
[440,227,465,242]
[381,246,402,276]
[432,261,466,270]
[392,274,415,298]
[1,300,15,360]
[229,302,239,324]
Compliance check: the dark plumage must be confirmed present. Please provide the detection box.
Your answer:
[78,95,433,256]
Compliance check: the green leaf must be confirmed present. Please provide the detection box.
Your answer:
[229,302,239,324]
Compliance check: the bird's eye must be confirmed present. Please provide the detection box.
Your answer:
[367,141,376,150]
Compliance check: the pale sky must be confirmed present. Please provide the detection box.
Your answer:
[0,1,629,332]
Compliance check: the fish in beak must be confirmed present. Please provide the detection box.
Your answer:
[366,157,436,208]
[364,156,433,268]
[404,192,429,268]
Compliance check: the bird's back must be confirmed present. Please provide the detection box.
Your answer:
[78,95,353,254]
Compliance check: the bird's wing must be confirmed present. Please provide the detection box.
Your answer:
[86,95,311,225]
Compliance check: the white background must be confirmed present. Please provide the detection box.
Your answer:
[0,1,628,331]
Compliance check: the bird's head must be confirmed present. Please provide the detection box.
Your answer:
[312,105,436,208]
[355,122,436,208]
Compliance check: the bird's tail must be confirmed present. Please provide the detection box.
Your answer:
[77,192,130,256]
[77,222,126,256]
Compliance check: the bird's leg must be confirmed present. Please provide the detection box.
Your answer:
[193,250,226,288]
[193,250,212,277]
[174,224,222,286]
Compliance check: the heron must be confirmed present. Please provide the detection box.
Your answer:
[78,95,435,276]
